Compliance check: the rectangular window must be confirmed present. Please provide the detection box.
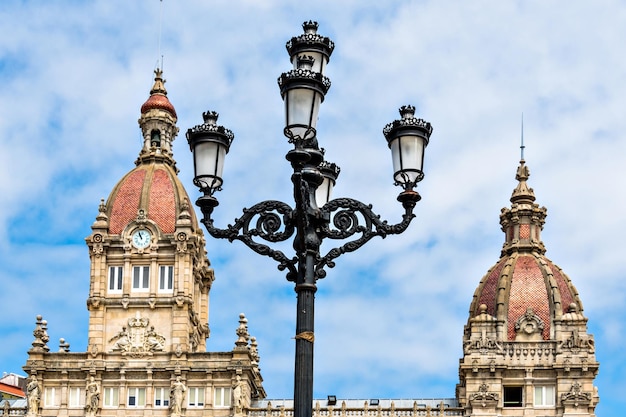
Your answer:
[159,265,174,292]
[503,386,523,407]
[154,387,170,407]
[132,266,150,291]
[103,387,119,407]
[68,387,83,407]
[214,387,231,407]
[108,266,123,292]
[534,385,555,407]
[188,387,205,407]
[127,387,146,407]
[43,387,59,407]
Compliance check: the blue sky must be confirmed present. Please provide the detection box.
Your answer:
[1,0,625,415]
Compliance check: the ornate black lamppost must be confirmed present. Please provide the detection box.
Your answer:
[187,21,432,417]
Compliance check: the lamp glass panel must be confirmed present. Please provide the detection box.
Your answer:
[194,141,225,180]
[315,177,333,207]
[285,87,320,139]
[390,135,425,183]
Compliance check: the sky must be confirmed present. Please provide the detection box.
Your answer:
[0,0,624,415]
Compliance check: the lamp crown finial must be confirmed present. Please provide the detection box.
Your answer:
[399,105,416,119]
[302,20,319,34]
[202,111,219,125]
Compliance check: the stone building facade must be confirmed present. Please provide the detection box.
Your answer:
[19,33,599,417]
[22,70,264,417]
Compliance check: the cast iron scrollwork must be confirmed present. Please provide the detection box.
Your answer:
[315,198,415,278]
[200,194,415,283]
[201,200,298,277]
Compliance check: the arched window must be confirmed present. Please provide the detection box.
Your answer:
[150,129,161,147]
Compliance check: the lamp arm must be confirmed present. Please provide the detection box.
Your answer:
[200,200,298,278]
[315,197,415,278]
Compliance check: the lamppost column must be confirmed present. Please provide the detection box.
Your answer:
[289,151,322,417]
[294,273,315,417]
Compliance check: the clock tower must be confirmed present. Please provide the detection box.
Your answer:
[85,68,213,356]
[23,69,265,417]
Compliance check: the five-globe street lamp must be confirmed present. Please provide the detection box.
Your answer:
[187,21,433,417]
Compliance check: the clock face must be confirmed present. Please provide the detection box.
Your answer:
[132,229,151,248]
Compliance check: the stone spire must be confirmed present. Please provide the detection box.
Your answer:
[499,159,547,255]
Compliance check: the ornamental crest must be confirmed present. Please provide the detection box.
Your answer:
[109,314,165,357]
[561,381,592,406]
[470,382,499,405]
[514,307,544,341]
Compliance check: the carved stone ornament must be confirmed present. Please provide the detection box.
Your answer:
[174,344,183,357]
[89,344,99,358]
[136,208,148,224]
[464,335,502,354]
[514,307,544,338]
[26,374,41,417]
[470,382,499,402]
[233,375,251,416]
[561,381,592,407]
[91,233,104,257]
[235,313,250,349]
[108,314,165,357]
[559,328,595,353]
[470,382,499,408]
[176,232,189,253]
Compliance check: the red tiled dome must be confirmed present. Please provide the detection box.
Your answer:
[470,253,581,341]
[107,163,196,235]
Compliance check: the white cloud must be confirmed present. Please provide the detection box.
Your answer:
[0,0,624,414]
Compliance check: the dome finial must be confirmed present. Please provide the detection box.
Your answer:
[510,120,535,204]
[150,67,167,96]
[499,125,547,256]
[519,112,526,162]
